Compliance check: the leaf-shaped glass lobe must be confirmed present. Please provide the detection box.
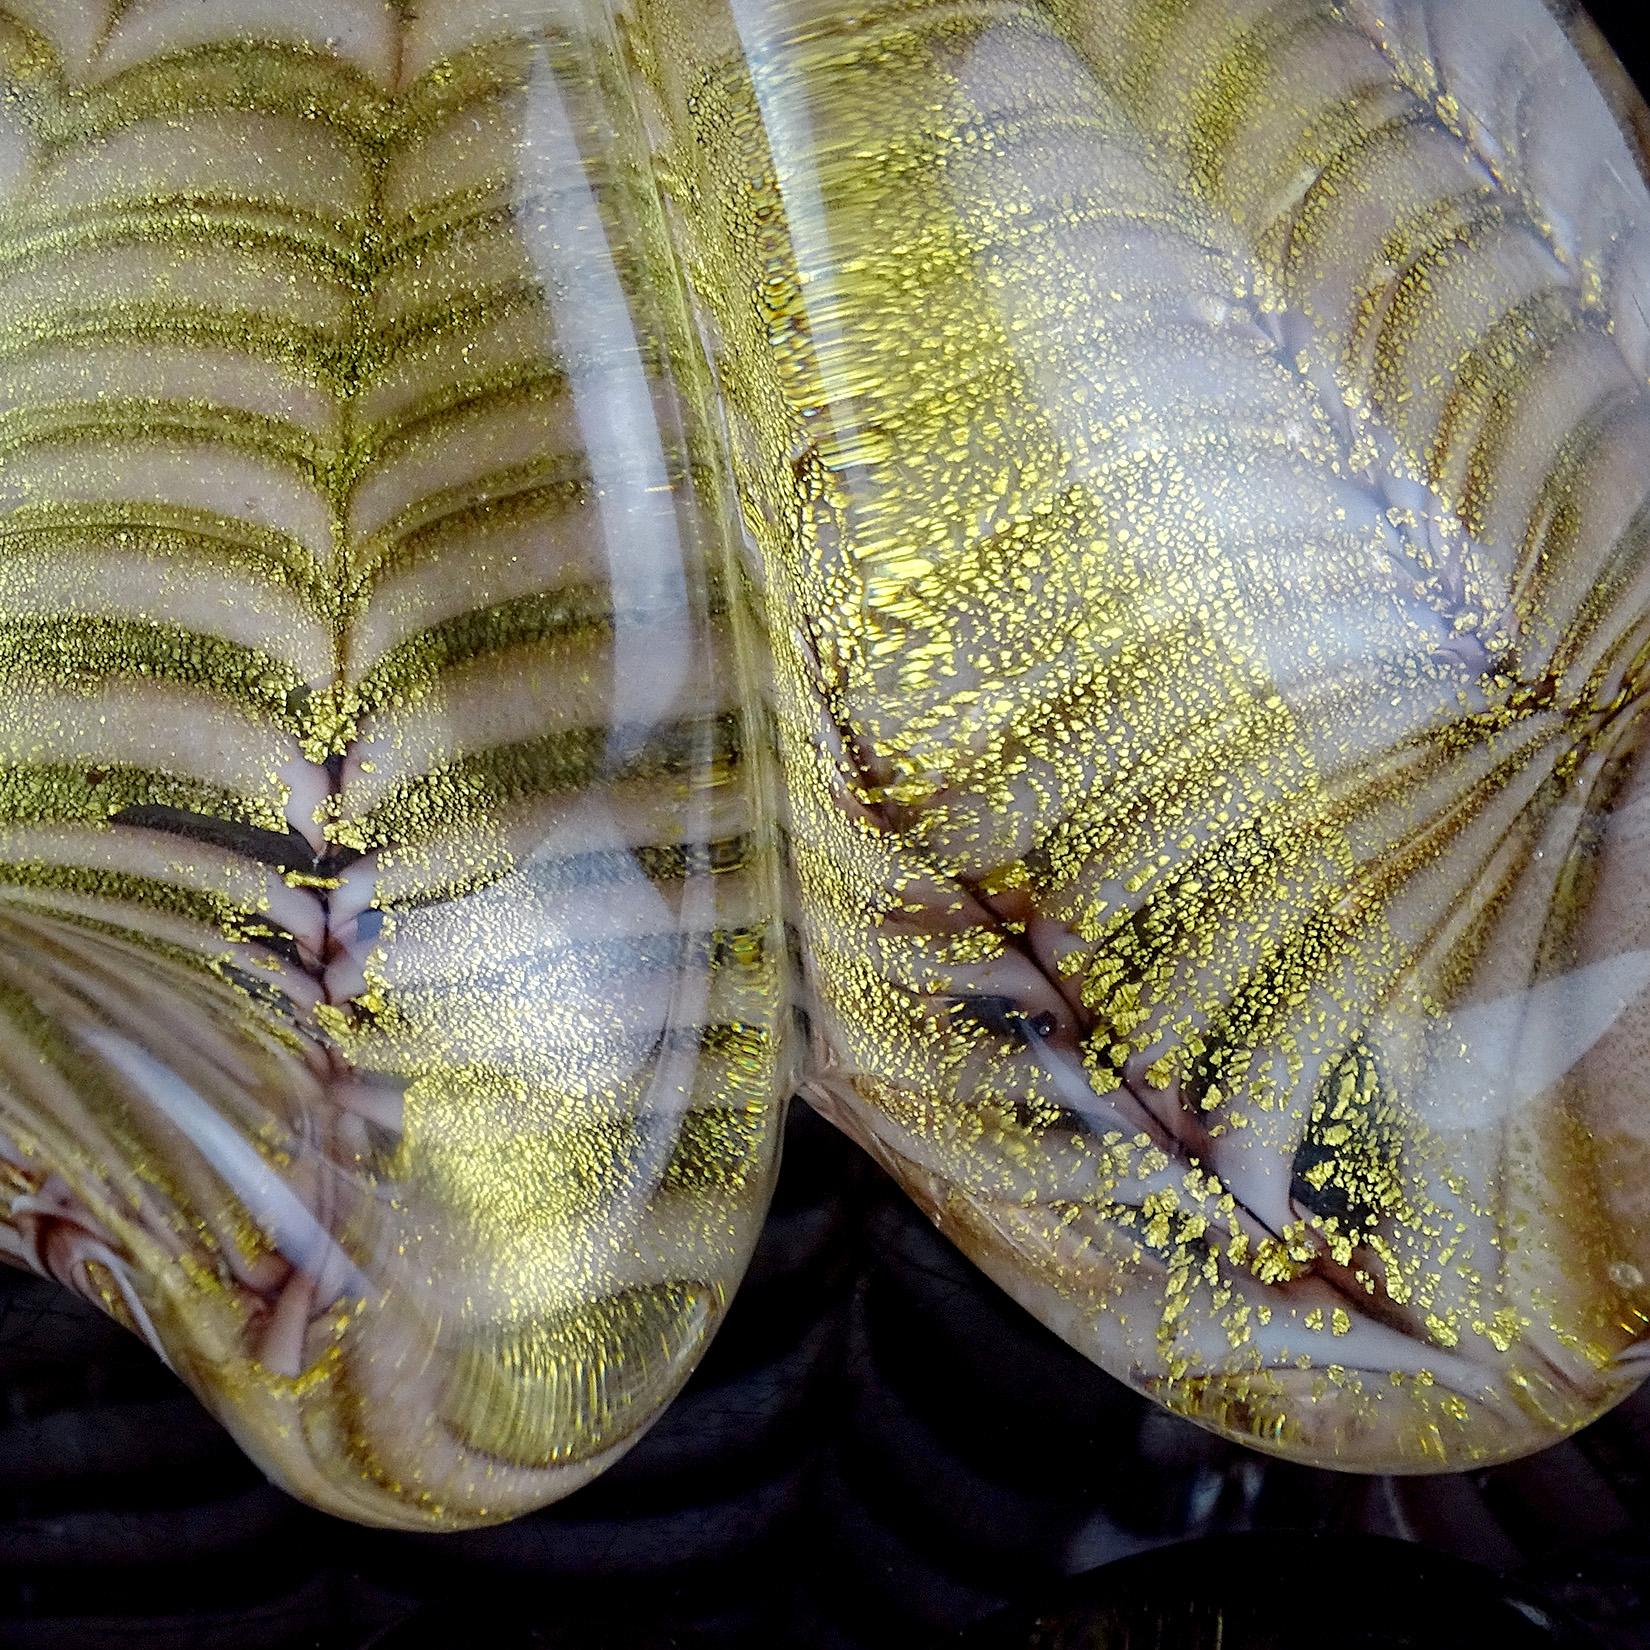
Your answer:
[632,0,1650,1470]
[0,0,790,1527]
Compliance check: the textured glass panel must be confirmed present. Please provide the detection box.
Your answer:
[1,0,1649,1526]
[632,0,1650,1475]
[0,0,791,1528]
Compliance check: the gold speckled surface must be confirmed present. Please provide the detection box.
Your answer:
[1,0,1649,1524]
[0,0,790,1528]
[634,0,1650,1472]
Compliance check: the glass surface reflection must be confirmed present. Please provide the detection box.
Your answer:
[0,0,790,1529]
[0,0,1649,1535]
[642,0,1650,1477]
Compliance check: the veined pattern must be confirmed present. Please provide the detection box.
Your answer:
[632,0,1650,1469]
[0,0,789,1528]
[2,0,1650,1521]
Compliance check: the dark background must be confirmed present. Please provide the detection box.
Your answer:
[3,5,1650,1647]
[14,1103,1650,1650]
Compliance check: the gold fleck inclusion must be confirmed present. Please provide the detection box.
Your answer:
[633,0,1650,1473]
[0,0,790,1528]
[1,0,1650,1523]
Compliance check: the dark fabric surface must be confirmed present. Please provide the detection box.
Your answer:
[2,1102,1649,1648]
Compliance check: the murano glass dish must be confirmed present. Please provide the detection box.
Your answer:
[0,0,1647,1530]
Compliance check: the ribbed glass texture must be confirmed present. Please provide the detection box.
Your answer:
[1,0,1648,1525]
